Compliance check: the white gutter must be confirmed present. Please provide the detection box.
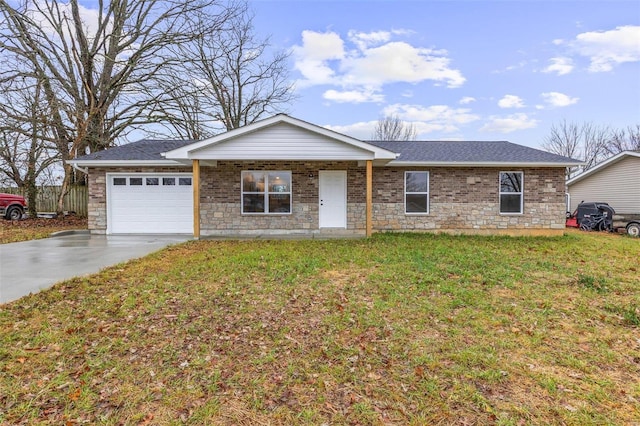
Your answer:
[386,161,583,167]
[66,159,189,167]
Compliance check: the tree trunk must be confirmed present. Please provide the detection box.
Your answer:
[57,163,72,215]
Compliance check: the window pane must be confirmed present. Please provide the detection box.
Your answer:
[130,177,143,186]
[500,172,522,193]
[406,194,428,213]
[268,172,291,193]
[269,194,291,213]
[500,194,522,213]
[146,177,159,186]
[243,172,265,192]
[113,177,126,186]
[406,172,428,193]
[179,177,192,186]
[163,177,176,186]
[243,194,265,213]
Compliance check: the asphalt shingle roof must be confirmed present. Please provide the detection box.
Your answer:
[366,140,578,164]
[75,139,195,161]
[75,138,579,164]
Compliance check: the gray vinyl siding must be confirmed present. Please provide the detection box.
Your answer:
[192,122,374,161]
[569,156,640,214]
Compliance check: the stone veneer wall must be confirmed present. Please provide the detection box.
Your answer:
[87,166,191,233]
[200,161,363,234]
[371,167,567,231]
[87,164,567,234]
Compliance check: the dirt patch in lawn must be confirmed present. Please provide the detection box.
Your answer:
[0,215,88,244]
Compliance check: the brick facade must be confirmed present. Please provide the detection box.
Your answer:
[87,163,567,235]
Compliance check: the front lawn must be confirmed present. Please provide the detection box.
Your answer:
[0,216,88,244]
[1,232,638,425]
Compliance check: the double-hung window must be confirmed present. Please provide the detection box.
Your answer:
[499,171,523,214]
[242,171,291,214]
[405,171,429,214]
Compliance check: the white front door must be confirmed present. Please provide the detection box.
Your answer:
[319,171,347,228]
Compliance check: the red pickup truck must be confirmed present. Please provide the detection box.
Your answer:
[0,193,27,220]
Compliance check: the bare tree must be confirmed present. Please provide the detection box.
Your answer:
[155,4,294,138]
[0,0,238,213]
[607,125,640,154]
[371,115,417,141]
[0,75,58,216]
[543,120,610,178]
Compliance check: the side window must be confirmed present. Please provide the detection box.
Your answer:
[499,172,523,214]
[405,171,429,214]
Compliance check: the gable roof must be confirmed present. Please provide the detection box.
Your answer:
[368,140,581,167]
[567,151,640,186]
[163,114,398,161]
[68,115,581,168]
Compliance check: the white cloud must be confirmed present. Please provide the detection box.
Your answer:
[347,30,392,50]
[292,31,345,87]
[292,29,466,102]
[542,57,574,75]
[382,103,480,133]
[498,95,525,109]
[324,103,480,139]
[342,41,465,88]
[323,89,384,103]
[480,113,539,133]
[540,92,579,107]
[459,96,476,105]
[325,121,378,140]
[569,25,640,72]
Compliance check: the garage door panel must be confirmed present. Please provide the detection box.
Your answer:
[108,174,194,234]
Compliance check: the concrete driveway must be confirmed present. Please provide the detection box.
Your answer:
[0,233,190,304]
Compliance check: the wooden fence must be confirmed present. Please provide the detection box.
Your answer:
[1,185,88,216]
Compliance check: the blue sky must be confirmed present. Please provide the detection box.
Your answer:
[250,0,640,148]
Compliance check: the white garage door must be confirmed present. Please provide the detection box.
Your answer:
[108,174,193,234]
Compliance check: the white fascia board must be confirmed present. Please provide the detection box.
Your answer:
[163,114,398,161]
[66,159,190,167]
[386,161,582,168]
[567,151,640,186]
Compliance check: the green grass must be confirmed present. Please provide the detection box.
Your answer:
[1,231,638,425]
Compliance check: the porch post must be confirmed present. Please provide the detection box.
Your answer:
[192,159,200,239]
[366,159,373,237]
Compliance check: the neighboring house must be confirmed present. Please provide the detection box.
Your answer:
[68,114,580,237]
[567,151,640,214]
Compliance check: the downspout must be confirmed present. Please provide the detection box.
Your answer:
[70,162,89,175]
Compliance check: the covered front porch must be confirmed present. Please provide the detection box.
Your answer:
[189,160,376,239]
[160,115,397,239]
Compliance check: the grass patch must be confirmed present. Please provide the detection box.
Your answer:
[0,216,87,244]
[1,232,639,424]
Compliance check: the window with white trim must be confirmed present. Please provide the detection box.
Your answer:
[405,171,429,214]
[499,171,523,214]
[242,171,291,214]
